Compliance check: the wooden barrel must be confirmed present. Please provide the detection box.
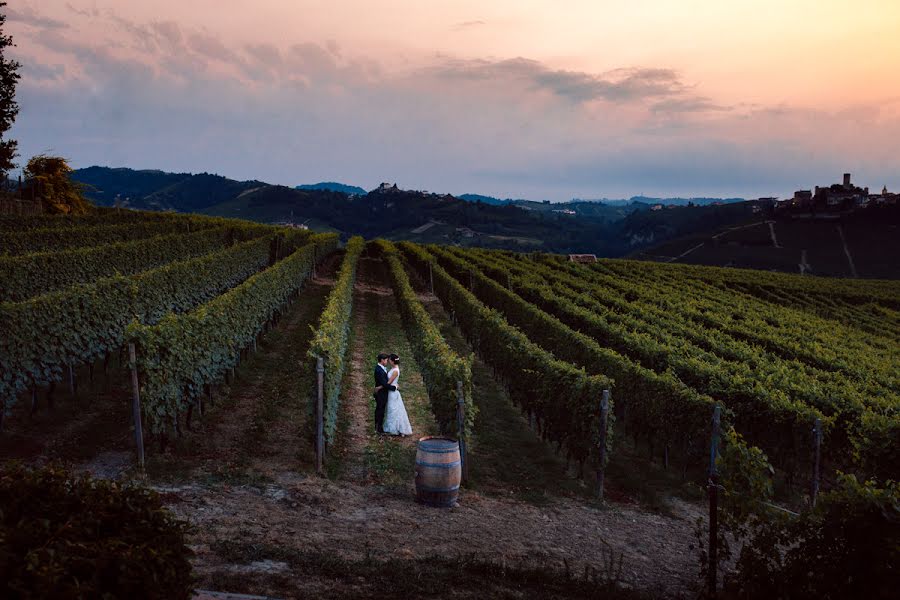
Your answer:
[415,436,461,507]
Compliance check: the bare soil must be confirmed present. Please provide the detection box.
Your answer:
[163,475,700,598]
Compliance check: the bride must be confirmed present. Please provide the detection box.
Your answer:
[383,353,413,436]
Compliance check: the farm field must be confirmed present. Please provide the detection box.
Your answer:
[1,209,897,598]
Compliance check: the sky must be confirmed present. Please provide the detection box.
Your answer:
[7,0,900,201]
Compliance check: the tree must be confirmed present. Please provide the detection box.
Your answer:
[24,155,92,214]
[0,2,21,178]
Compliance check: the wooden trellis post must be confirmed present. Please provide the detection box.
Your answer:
[596,389,610,499]
[456,381,468,485]
[316,357,325,475]
[708,405,721,598]
[811,417,822,507]
[68,364,77,399]
[128,343,146,470]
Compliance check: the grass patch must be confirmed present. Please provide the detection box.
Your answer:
[227,279,334,468]
[603,435,705,513]
[363,437,408,485]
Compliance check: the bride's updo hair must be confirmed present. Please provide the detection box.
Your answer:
[389,353,400,364]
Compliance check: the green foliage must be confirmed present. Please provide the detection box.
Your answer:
[0,214,242,257]
[433,244,727,460]
[850,410,900,481]
[0,462,193,599]
[694,428,777,585]
[131,233,339,434]
[0,2,20,177]
[399,242,612,464]
[0,222,273,302]
[307,236,364,443]
[22,155,91,215]
[457,248,821,466]
[0,232,301,409]
[720,473,900,599]
[718,428,775,527]
[0,208,186,231]
[462,246,898,481]
[375,240,475,437]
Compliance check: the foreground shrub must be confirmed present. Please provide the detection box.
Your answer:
[724,474,899,599]
[0,463,193,599]
[708,434,899,599]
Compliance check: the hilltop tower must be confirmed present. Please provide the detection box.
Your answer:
[843,173,851,189]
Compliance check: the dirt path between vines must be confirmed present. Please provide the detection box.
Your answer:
[339,279,377,481]
[332,256,439,484]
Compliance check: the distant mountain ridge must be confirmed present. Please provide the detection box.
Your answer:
[460,193,746,207]
[68,166,796,260]
[295,182,367,195]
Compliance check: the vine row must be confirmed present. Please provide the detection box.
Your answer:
[129,234,339,435]
[399,242,614,465]
[0,222,277,302]
[307,236,365,444]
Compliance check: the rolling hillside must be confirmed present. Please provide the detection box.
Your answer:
[631,204,900,279]
[72,166,773,258]
[71,166,898,277]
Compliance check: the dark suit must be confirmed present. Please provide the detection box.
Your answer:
[373,364,396,433]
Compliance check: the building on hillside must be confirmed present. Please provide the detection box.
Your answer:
[791,189,813,208]
[376,182,399,192]
[813,173,868,209]
[753,197,777,213]
[568,254,597,263]
[868,185,900,206]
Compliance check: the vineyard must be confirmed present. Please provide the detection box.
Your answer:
[0,209,897,598]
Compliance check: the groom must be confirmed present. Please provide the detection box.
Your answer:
[373,353,396,434]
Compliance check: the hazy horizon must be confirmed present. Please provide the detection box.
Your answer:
[8,1,900,201]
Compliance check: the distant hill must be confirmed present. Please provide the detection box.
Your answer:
[73,166,265,211]
[630,204,900,279]
[458,193,509,206]
[69,166,790,258]
[73,166,189,206]
[459,194,641,221]
[603,196,747,206]
[296,182,367,195]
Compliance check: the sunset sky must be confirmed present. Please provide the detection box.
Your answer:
[8,0,900,200]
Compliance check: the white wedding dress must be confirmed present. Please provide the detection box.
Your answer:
[383,367,413,435]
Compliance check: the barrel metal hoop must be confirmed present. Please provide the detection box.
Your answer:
[416,460,461,469]
[417,484,461,493]
[417,447,459,454]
